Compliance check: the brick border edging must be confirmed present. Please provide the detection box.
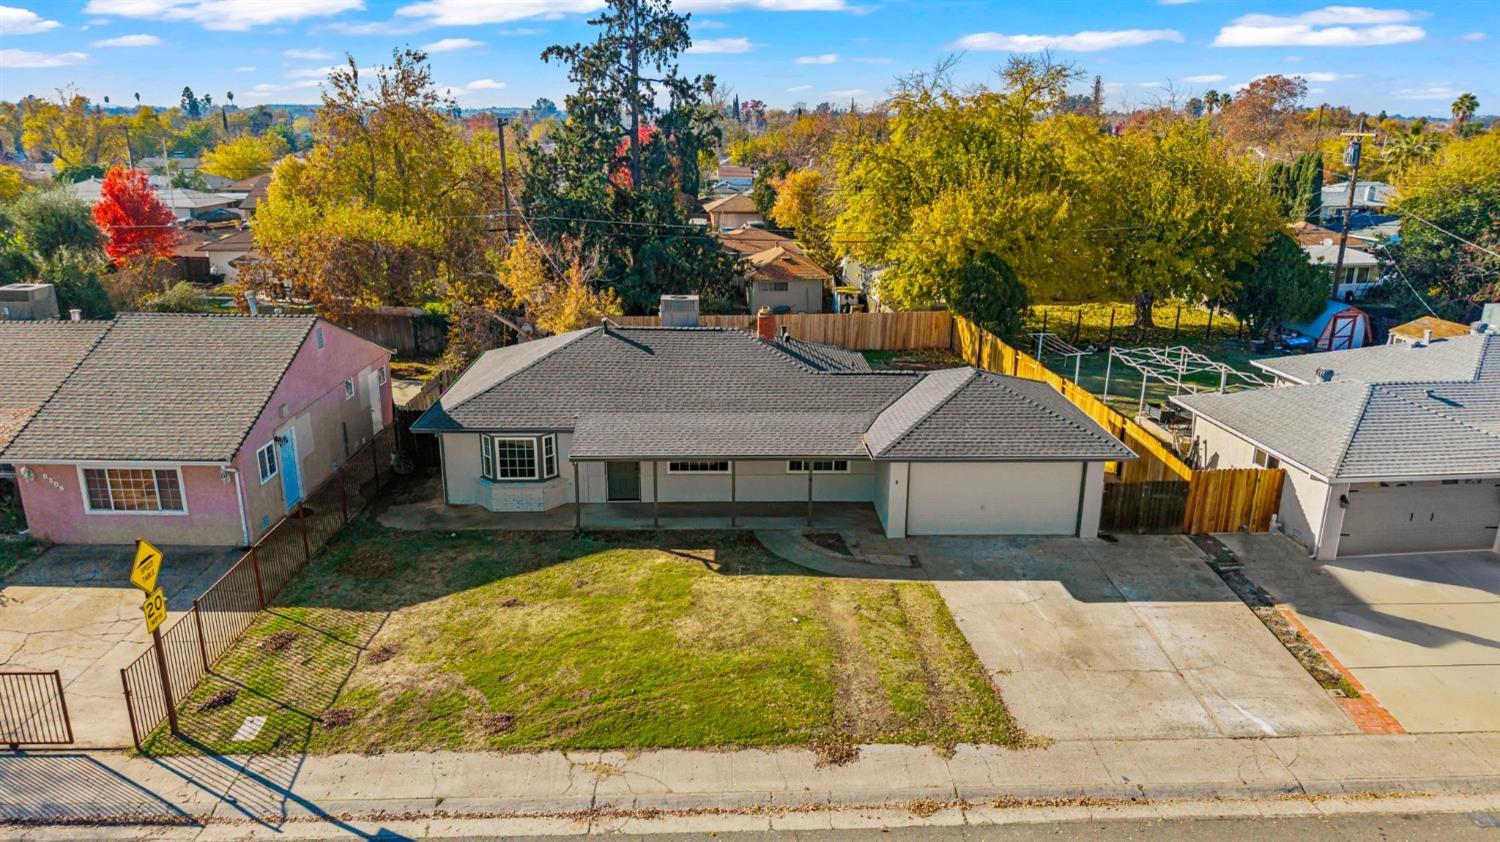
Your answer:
[1273,606,1405,735]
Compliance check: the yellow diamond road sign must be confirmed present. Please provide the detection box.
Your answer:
[131,539,163,594]
[141,587,167,634]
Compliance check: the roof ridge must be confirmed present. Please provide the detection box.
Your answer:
[1327,383,1379,479]
[226,317,319,461]
[1370,380,1500,453]
[869,367,978,458]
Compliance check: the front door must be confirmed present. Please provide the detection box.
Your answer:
[606,461,641,502]
[278,429,302,509]
[366,370,383,433]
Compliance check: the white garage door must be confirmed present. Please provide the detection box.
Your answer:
[907,462,1081,535]
[1339,479,1500,557]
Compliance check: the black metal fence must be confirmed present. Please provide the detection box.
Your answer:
[120,426,395,749]
[1,671,73,748]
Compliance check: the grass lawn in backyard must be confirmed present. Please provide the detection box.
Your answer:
[146,522,1018,757]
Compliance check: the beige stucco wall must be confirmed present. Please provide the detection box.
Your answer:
[747,279,824,314]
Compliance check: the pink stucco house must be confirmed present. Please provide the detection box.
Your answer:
[2,313,391,547]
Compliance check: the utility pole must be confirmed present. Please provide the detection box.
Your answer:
[1330,119,1374,301]
[496,114,512,239]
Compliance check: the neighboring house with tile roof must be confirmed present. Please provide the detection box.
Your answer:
[703,192,765,231]
[3,314,392,546]
[744,246,831,314]
[1172,332,1500,559]
[196,228,257,282]
[413,322,1133,539]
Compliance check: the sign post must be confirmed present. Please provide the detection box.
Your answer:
[133,539,178,733]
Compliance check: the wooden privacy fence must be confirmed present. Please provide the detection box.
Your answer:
[1183,468,1285,534]
[1100,481,1192,534]
[613,310,954,351]
[120,426,395,750]
[950,315,1282,533]
[335,307,448,357]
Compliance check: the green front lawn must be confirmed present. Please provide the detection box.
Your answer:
[148,523,1018,756]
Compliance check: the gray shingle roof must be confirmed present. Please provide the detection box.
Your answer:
[1177,336,1500,480]
[3,314,317,463]
[866,367,1137,461]
[0,321,112,456]
[418,328,1133,463]
[1255,333,1492,384]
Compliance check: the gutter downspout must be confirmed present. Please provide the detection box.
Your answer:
[227,465,251,548]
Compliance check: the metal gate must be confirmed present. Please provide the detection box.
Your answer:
[0,671,74,748]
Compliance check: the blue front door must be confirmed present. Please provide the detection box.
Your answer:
[278,431,302,509]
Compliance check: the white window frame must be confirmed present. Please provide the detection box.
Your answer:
[77,465,190,516]
[344,378,356,400]
[1252,448,1281,470]
[255,442,278,484]
[787,460,850,474]
[376,365,388,385]
[766,281,790,292]
[667,461,730,474]
[480,434,559,481]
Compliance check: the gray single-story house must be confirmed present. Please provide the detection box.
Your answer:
[1174,332,1500,559]
[413,322,1135,539]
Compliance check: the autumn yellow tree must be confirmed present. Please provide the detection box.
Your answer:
[200,133,288,180]
[769,168,836,270]
[21,93,129,174]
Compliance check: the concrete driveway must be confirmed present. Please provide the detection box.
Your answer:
[914,534,1354,741]
[0,544,239,748]
[1220,534,1500,733]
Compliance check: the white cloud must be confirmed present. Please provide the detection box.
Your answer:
[787,84,813,92]
[0,49,88,68]
[83,0,363,31]
[465,78,506,90]
[1395,85,1461,100]
[955,29,1183,52]
[687,37,753,54]
[1183,73,1226,83]
[0,5,61,34]
[284,48,332,59]
[1213,7,1424,48]
[396,0,600,25]
[286,64,341,79]
[91,33,161,47]
[796,53,839,64]
[1459,31,1486,42]
[423,37,483,52]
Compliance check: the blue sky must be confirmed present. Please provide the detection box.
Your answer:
[1,1,1495,117]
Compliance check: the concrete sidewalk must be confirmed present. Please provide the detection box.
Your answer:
[3,733,1500,831]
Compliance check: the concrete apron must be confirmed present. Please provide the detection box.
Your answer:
[3,735,1500,833]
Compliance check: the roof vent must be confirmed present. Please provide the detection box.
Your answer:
[1316,368,1334,382]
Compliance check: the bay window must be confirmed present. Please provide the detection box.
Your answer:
[480,434,559,481]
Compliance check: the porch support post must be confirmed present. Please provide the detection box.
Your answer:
[652,460,660,529]
[806,463,814,527]
[730,460,737,528]
[573,461,582,531]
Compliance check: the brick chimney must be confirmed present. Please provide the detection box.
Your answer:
[756,307,776,341]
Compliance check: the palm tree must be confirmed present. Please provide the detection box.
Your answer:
[1383,124,1440,178]
[1451,92,1479,135]
[1204,89,1219,114]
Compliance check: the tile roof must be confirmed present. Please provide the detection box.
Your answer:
[719,226,802,255]
[0,321,112,456]
[196,229,255,252]
[1255,333,1492,384]
[866,368,1136,461]
[3,314,318,463]
[1177,334,1500,480]
[416,328,1132,463]
[747,246,832,282]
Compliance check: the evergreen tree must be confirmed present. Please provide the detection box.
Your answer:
[1091,75,1104,118]
[732,94,741,122]
[526,0,735,314]
[180,87,200,120]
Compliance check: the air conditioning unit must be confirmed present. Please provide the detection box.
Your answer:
[0,283,60,321]
[660,294,700,327]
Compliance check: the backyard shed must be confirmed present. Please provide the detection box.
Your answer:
[1290,301,1373,351]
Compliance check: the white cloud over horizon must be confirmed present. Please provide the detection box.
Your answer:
[0,5,61,34]
[465,78,506,90]
[91,34,161,47]
[1213,7,1425,48]
[0,49,89,68]
[687,37,753,54]
[955,28,1183,52]
[1183,73,1226,83]
[84,0,364,31]
[422,37,483,53]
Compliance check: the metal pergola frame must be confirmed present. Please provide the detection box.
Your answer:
[1101,345,1274,416]
[1028,332,1094,384]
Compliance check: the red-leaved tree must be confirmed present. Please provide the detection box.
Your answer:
[92,166,182,265]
